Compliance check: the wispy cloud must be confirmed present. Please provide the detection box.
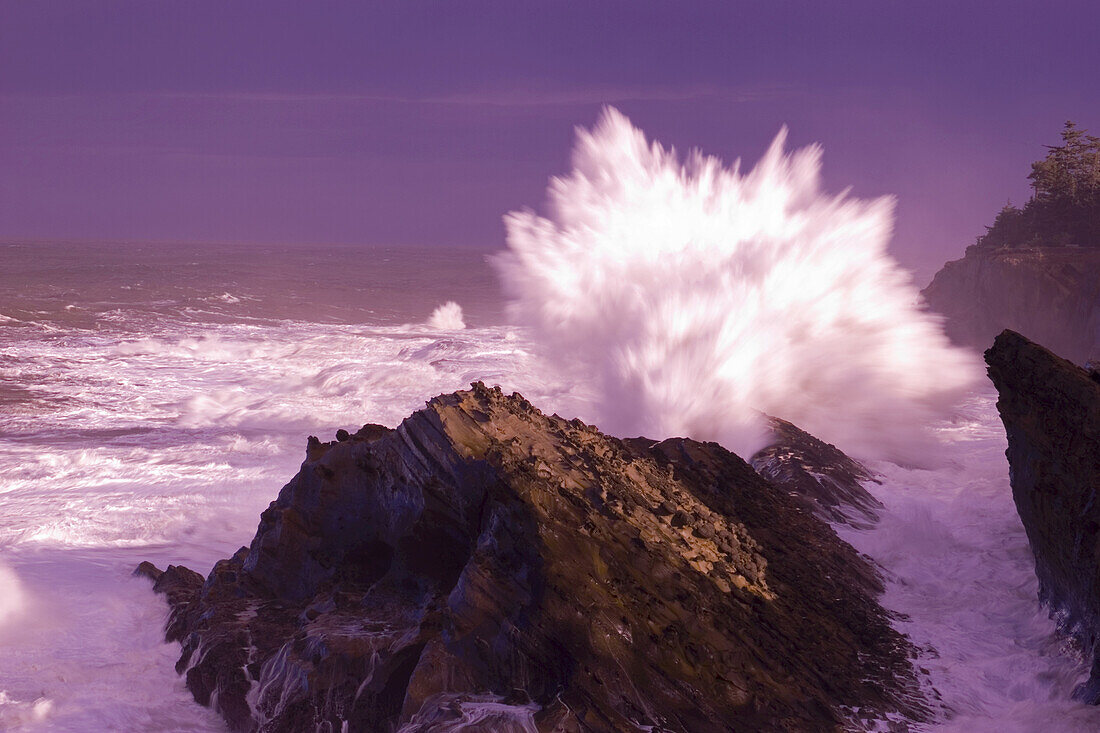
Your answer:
[412,85,796,107]
[1,85,798,108]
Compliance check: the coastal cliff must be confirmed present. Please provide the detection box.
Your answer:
[140,383,925,731]
[922,246,1100,365]
[985,330,1100,701]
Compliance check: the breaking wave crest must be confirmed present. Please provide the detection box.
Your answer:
[497,107,979,462]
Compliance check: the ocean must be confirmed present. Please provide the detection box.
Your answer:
[0,239,1097,731]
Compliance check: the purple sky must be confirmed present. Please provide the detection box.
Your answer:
[3,1,1099,282]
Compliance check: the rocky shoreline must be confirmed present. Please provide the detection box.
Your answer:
[139,383,927,732]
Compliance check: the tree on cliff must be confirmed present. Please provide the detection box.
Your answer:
[977,121,1100,248]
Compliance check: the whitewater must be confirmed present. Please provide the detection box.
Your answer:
[1,113,1099,731]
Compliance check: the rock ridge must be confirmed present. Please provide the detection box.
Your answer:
[141,382,926,731]
[750,417,882,529]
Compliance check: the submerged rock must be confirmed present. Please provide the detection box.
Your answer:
[923,245,1100,364]
[985,330,1100,701]
[141,383,926,731]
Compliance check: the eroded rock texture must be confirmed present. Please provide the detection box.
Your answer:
[985,330,1100,701]
[923,245,1100,364]
[750,417,882,528]
[141,384,925,731]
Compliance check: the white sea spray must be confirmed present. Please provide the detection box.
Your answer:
[497,107,979,462]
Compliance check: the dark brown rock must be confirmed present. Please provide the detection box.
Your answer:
[923,245,1100,364]
[142,383,927,731]
[353,422,393,441]
[134,561,207,645]
[985,330,1100,701]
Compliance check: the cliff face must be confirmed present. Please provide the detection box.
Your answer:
[140,383,925,732]
[985,330,1100,701]
[923,246,1100,364]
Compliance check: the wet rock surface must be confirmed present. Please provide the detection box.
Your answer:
[141,383,926,731]
[923,245,1100,364]
[986,330,1100,701]
[750,417,882,528]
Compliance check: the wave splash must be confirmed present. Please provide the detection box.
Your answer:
[496,107,979,461]
[428,301,466,330]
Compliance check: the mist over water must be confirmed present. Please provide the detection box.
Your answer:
[497,108,979,462]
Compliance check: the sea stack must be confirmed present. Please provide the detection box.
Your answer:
[985,330,1100,701]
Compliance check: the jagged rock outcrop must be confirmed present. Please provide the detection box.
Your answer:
[750,417,882,529]
[140,383,926,731]
[923,246,1100,364]
[985,330,1100,701]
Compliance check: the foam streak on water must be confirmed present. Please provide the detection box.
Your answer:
[841,392,1100,731]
